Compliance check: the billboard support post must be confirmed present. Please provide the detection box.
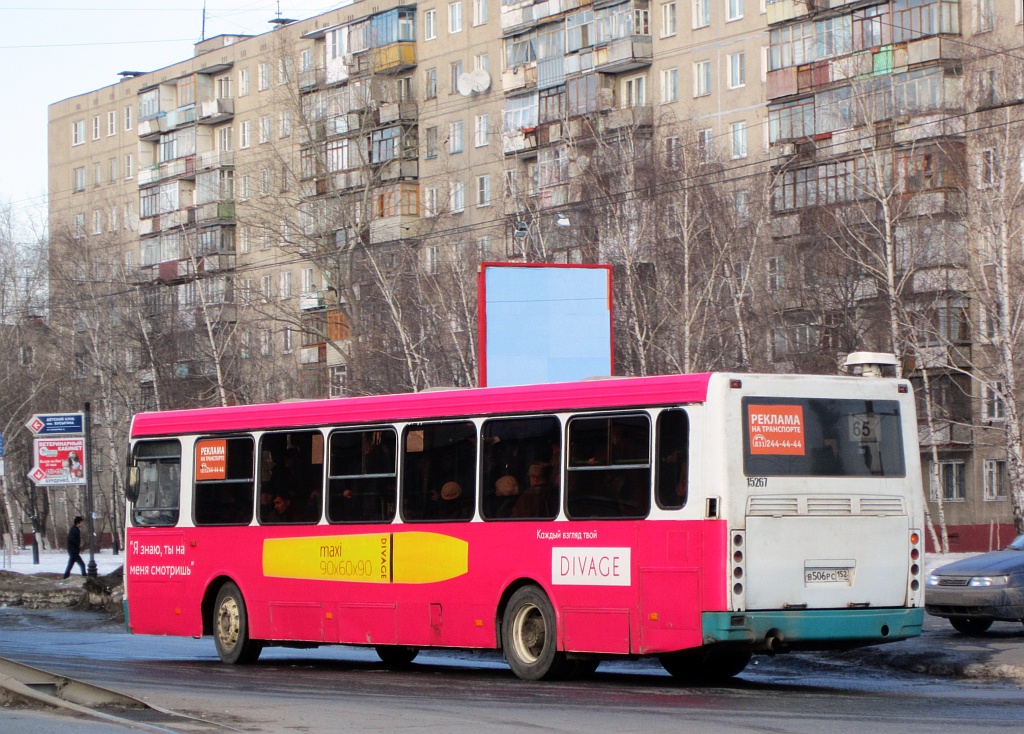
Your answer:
[84,402,97,578]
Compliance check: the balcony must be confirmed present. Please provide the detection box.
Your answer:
[195,253,236,274]
[138,118,162,139]
[502,64,537,92]
[198,97,235,124]
[301,344,327,364]
[369,213,419,245]
[196,149,235,172]
[766,67,798,100]
[300,291,327,310]
[299,67,326,91]
[194,201,236,223]
[919,421,973,447]
[359,42,417,75]
[594,36,653,74]
[379,102,418,124]
[159,106,197,132]
[600,105,654,134]
[502,128,538,155]
[378,159,418,182]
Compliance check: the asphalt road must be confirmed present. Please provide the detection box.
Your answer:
[1,607,1022,734]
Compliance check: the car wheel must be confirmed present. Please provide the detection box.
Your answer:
[949,617,993,635]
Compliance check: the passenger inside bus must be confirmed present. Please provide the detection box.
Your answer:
[512,462,556,518]
[490,475,520,518]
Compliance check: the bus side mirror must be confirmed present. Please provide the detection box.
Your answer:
[125,465,140,503]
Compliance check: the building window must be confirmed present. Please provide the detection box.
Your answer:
[694,60,711,96]
[425,68,438,99]
[451,181,465,213]
[425,187,439,217]
[283,328,293,354]
[731,121,747,158]
[936,461,966,501]
[983,382,1006,421]
[425,9,437,39]
[91,115,100,140]
[72,120,85,146]
[449,120,464,153]
[329,365,348,398]
[475,114,489,147]
[623,75,646,107]
[280,271,293,300]
[109,157,117,182]
[449,1,463,33]
[767,256,784,291]
[477,174,491,206]
[240,121,251,149]
[981,148,998,186]
[983,459,1008,500]
[661,68,678,103]
[425,126,439,158]
[698,128,714,160]
[693,0,709,28]
[727,0,743,21]
[478,235,493,259]
[977,0,994,32]
[450,61,464,94]
[73,167,85,192]
[474,0,488,25]
[662,2,677,36]
[107,110,116,136]
[124,105,133,131]
[125,153,134,179]
[728,52,746,88]
[258,62,270,91]
[259,115,271,144]
[239,68,250,96]
[280,110,291,138]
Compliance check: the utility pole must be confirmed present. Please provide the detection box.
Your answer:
[84,402,97,578]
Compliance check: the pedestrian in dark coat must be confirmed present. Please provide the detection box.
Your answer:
[63,516,86,580]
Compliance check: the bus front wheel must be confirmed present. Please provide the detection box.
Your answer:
[213,582,263,665]
[502,586,570,681]
[375,645,419,667]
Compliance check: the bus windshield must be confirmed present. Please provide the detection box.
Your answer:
[742,397,905,478]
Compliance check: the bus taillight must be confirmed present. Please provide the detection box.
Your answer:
[909,531,923,594]
[731,531,746,607]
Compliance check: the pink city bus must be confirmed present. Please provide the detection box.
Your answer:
[124,370,925,681]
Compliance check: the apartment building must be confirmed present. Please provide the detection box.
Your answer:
[47,0,1023,547]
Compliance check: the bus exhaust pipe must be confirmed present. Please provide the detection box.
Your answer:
[763,631,786,654]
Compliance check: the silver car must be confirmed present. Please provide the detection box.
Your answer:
[925,534,1024,634]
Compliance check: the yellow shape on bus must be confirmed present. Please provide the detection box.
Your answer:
[262,532,468,585]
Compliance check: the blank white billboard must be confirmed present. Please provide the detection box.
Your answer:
[479,263,613,387]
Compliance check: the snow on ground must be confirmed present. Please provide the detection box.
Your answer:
[0,547,125,576]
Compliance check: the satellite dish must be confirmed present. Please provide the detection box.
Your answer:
[457,73,474,97]
[470,68,491,93]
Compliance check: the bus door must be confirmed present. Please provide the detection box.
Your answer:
[638,408,705,654]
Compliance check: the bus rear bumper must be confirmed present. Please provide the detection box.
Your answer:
[702,608,924,652]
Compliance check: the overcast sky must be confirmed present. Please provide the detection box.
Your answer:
[0,1,343,239]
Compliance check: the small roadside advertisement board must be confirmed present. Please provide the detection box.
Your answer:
[28,437,87,486]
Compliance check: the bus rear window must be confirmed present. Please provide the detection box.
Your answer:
[742,398,905,477]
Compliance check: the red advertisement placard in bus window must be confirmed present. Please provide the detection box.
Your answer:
[748,404,805,456]
[196,439,227,480]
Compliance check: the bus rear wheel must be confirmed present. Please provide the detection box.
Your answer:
[375,645,419,667]
[659,648,751,684]
[503,586,571,681]
[213,582,263,665]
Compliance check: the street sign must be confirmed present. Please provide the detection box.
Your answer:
[25,413,84,436]
[27,437,87,486]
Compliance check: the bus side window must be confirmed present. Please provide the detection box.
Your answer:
[566,414,651,519]
[259,431,323,524]
[401,421,476,522]
[131,439,182,527]
[194,437,255,526]
[656,409,689,510]
[480,416,560,521]
[327,428,397,523]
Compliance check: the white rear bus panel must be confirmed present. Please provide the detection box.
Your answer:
[700,373,925,650]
